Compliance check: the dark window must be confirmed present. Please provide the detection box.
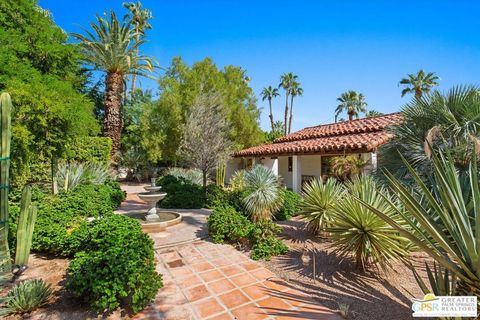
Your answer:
[288,156,293,172]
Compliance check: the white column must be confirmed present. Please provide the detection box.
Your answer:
[271,158,278,176]
[292,155,302,193]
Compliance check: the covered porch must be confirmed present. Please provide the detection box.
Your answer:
[226,152,377,192]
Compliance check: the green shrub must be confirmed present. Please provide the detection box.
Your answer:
[0,279,52,316]
[205,184,227,208]
[275,190,301,221]
[8,181,126,256]
[67,214,162,312]
[207,204,253,244]
[208,205,288,260]
[250,220,288,260]
[158,175,205,209]
[65,137,112,165]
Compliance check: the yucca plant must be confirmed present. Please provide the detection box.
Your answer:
[242,165,283,222]
[82,163,114,185]
[299,178,344,234]
[0,279,52,316]
[328,176,412,270]
[362,148,480,298]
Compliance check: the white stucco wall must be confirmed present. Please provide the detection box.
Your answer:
[225,158,243,184]
[299,155,322,178]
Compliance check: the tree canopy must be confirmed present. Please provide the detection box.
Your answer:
[0,0,99,186]
[140,57,263,164]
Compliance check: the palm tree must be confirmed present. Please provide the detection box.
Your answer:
[335,90,367,122]
[279,73,298,135]
[260,86,279,132]
[379,85,480,183]
[123,2,152,94]
[399,70,439,99]
[288,82,303,134]
[72,11,156,158]
[365,110,384,117]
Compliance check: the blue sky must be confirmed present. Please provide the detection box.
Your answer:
[39,0,480,131]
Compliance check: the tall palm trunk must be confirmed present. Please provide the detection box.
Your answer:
[415,88,422,99]
[348,109,354,121]
[131,26,140,94]
[283,93,289,135]
[288,94,294,134]
[268,98,274,132]
[105,71,124,159]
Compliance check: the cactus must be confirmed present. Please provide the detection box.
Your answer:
[14,186,37,268]
[215,163,226,188]
[0,92,12,273]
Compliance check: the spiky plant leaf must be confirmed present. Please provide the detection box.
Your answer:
[328,176,412,270]
[242,165,283,222]
[299,178,344,234]
[1,279,52,315]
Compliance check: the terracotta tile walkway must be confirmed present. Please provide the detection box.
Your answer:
[118,184,341,320]
[134,241,341,320]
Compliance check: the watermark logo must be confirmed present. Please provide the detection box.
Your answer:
[412,293,477,317]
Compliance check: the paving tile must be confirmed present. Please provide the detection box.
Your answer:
[231,303,268,320]
[262,279,291,292]
[211,257,233,267]
[207,312,234,320]
[257,296,292,314]
[185,284,211,302]
[207,278,236,295]
[240,261,262,272]
[218,289,250,309]
[177,274,203,289]
[191,261,215,273]
[280,289,315,307]
[167,259,186,268]
[162,306,197,320]
[193,297,226,318]
[219,265,244,277]
[170,266,195,279]
[200,269,225,283]
[250,268,275,281]
[230,273,258,288]
[242,284,268,301]
[159,250,181,262]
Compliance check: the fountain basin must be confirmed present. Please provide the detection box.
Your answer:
[143,186,162,193]
[123,210,182,233]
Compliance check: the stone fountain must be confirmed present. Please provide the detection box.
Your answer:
[125,178,182,233]
[137,178,167,221]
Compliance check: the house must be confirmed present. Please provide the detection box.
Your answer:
[226,113,402,192]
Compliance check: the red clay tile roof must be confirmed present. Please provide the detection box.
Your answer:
[234,113,402,157]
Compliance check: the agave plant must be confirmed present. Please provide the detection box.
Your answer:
[299,178,344,234]
[0,279,52,315]
[56,162,113,192]
[328,176,412,270]
[242,165,284,222]
[362,148,480,297]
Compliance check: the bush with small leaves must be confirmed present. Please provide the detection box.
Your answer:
[67,214,162,312]
[207,204,253,244]
[0,279,52,315]
[275,190,301,221]
[250,220,288,260]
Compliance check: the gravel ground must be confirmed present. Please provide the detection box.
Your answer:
[260,218,432,320]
